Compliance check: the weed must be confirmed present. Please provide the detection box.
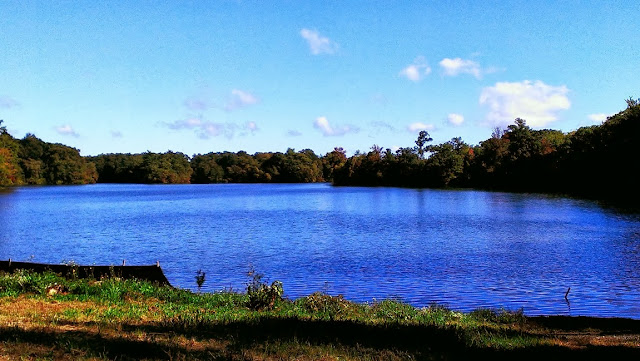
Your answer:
[372,299,418,322]
[245,267,283,311]
[195,269,206,292]
[296,292,355,320]
[0,270,65,295]
[62,260,80,279]
[470,307,526,324]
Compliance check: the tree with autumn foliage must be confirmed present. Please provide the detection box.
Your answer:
[0,120,24,186]
[322,147,347,182]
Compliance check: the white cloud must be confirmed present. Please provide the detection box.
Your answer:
[447,113,464,126]
[0,95,19,109]
[479,80,570,127]
[407,122,435,133]
[439,58,481,79]
[287,130,302,137]
[588,113,611,123]
[399,57,432,82]
[55,125,79,137]
[300,28,338,55]
[313,116,358,136]
[224,89,259,111]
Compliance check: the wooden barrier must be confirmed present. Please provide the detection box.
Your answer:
[0,260,172,286]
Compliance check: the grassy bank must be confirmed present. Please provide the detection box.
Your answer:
[0,271,638,360]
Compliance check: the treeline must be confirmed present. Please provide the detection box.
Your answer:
[88,148,330,184]
[1,99,638,202]
[333,98,640,202]
[0,122,97,186]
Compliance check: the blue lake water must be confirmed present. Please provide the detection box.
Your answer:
[1,183,639,319]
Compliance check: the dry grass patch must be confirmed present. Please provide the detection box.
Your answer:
[0,296,104,326]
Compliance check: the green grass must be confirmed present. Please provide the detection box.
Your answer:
[0,270,638,360]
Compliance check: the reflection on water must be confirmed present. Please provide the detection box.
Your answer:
[1,183,639,319]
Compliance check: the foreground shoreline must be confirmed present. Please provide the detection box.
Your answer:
[0,271,639,360]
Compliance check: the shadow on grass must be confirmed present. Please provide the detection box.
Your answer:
[0,325,228,360]
[131,316,640,360]
[147,317,464,356]
[1,317,639,360]
[529,315,640,333]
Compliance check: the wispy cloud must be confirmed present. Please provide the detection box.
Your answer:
[370,121,397,132]
[407,122,435,133]
[246,121,258,132]
[368,121,399,138]
[399,57,431,82]
[588,113,611,123]
[238,121,258,137]
[439,58,482,78]
[287,130,302,137]
[55,125,79,137]
[111,130,123,138]
[224,89,259,111]
[0,95,19,109]
[166,118,204,130]
[198,123,227,138]
[479,80,570,127]
[164,117,258,139]
[300,28,338,55]
[183,86,216,111]
[313,116,358,136]
[447,113,464,126]
[164,118,227,139]
[184,96,211,111]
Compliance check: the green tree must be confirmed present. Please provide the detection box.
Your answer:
[191,153,225,183]
[89,153,145,183]
[140,151,192,184]
[425,137,470,187]
[44,143,98,185]
[19,134,48,184]
[216,151,266,183]
[504,118,539,162]
[414,130,433,159]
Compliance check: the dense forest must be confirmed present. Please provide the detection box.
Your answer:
[0,123,97,186]
[1,99,638,202]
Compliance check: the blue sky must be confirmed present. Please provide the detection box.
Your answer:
[1,1,638,156]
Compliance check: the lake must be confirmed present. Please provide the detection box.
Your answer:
[1,183,639,319]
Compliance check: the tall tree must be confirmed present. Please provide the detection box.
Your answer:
[425,137,470,187]
[414,130,433,159]
[322,147,347,182]
[44,143,98,185]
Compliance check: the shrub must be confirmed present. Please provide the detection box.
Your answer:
[0,270,64,295]
[245,268,283,311]
[470,307,525,324]
[372,299,418,322]
[296,292,356,320]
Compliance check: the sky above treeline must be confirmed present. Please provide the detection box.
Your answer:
[1,1,638,156]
